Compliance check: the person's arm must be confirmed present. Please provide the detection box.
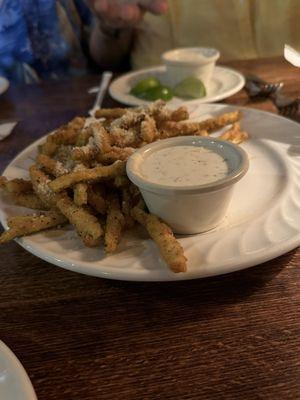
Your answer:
[87,0,168,70]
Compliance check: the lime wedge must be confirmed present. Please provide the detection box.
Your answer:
[137,85,174,101]
[130,77,161,96]
[174,77,206,99]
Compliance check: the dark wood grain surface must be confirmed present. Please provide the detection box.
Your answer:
[0,57,299,400]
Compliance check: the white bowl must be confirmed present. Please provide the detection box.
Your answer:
[161,47,220,87]
[127,136,249,234]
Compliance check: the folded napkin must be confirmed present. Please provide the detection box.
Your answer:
[0,121,17,141]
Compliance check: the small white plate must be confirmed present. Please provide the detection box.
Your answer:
[0,77,9,96]
[109,65,245,106]
[0,104,300,281]
[0,341,37,400]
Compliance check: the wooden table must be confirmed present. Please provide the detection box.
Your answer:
[0,57,299,400]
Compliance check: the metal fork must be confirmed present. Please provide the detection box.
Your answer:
[245,74,299,119]
[271,90,299,119]
[245,74,284,98]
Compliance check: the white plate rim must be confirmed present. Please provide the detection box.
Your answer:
[109,65,245,106]
[0,104,299,282]
[0,340,37,400]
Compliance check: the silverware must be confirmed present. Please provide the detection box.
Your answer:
[245,74,284,98]
[245,74,298,119]
[88,71,113,117]
[271,90,299,119]
[245,74,284,97]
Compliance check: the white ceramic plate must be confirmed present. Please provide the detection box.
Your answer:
[109,65,245,106]
[0,104,300,281]
[0,77,9,96]
[0,341,37,400]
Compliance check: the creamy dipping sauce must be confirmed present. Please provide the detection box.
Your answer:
[165,48,218,64]
[141,145,228,186]
[170,50,207,63]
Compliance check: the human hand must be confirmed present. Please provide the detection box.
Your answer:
[87,0,168,29]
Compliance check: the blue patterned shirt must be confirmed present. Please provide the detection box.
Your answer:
[0,0,92,83]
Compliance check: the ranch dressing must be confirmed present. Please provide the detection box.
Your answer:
[141,145,228,186]
[170,49,209,63]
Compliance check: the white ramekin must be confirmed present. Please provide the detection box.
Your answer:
[126,136,249,234]
[161,47,220,87]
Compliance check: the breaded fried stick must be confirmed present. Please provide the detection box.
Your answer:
[87,185,107,215]
[30,166,103,246]
[30,165,60,208]
[140,114,159,143]
[0,177,32,194]
[131,206,187,273]
[72,123,111,164]
[0,211,67,244]
[170,106,189,122]
[37,154,69,177]
[160,111,242,137]
[56,195,103,247]
[73,164,88,206]
[12,192,49,210]
[0,176,48,209]
[95,108,126,119]
[49,160,126,192]
[218,122,249,144]
[104,194,125,253]
[39,117,85,156]
[96,147,135,164]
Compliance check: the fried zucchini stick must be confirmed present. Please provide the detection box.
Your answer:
[0,177,32,194]
[121,187,135,229]
[72,122,115,164]
[94,108,126,119]
[170,106,189,122]
[37,154,68,177]
[39,117,85,155]
[87,185,107,215]
[73,164,88,206]
[96,147,134,164]
[75,127,93,146]
[30,166,100,245]
[49,160,126,192]
[140,115,159,143]
[92,123,113,153]
[131,206,187,273]
[12,192,49,210]
[160,111,242,137]
[113,175,130,188]
[29,165,59,208]
[104,194,125,253]
[218,122,249,144]
[73,182,88,206]
[0,212,67,243]
[56,195,103,247]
